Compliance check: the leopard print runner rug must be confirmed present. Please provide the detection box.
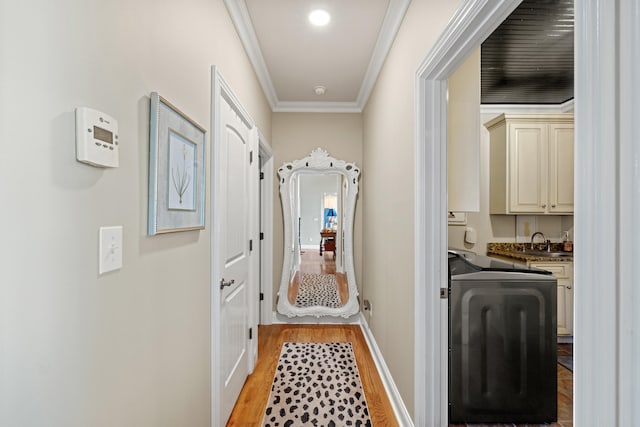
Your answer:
[262,342,372,427]
[294,273,343,309]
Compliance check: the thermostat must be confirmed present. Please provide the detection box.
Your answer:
[75,107,119,167]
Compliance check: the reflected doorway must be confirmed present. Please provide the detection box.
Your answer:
[289,173,347,309]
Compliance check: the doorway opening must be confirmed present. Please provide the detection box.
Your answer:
[414,1,582,425]
[414,1,523,425]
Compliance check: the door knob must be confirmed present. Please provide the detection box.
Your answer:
[220,278,235,289]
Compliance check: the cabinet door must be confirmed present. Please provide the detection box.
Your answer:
[548,124,574,213]
[529,262,574,336]
[508,123,547,213]
[556,277,573,335]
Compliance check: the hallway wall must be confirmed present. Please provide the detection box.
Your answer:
[361,0,462,419]
[0,1,270,426]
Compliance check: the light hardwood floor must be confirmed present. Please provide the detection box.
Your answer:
[226,325,399,426]
[287,250,349,305]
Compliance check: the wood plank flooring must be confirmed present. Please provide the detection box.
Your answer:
[226,324,398,426]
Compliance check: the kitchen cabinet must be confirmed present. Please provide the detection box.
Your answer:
[486,114,574,214]
[528,261,574,336]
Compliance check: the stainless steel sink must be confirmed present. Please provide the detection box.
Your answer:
[523,250,573,258]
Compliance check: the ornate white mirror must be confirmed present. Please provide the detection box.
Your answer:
[277,148,360,318]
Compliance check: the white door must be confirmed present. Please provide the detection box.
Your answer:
[218,97,251,424]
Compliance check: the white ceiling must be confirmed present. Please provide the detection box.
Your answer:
[224,0,411,112]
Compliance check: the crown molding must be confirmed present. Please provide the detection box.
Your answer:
[560,98,575,112]
[273,101,362,113]
[224,0,410,113]
[480,99,575,115]
[224,0,279,110]
[355,0,411,109]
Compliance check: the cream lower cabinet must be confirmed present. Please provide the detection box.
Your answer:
[528,261,574,336]
[486,114,574,214]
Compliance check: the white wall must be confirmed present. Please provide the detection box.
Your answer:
[0,1,270,426]
[299,174,339,246]
[447,48,480,212]
[271,113,363,309]
[361,0,461,419]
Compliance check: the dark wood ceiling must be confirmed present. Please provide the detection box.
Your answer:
[481,0,574,104]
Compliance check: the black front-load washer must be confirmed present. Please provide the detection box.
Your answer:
[448,249,557,424]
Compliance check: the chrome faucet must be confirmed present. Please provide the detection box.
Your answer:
[530,231,546,250]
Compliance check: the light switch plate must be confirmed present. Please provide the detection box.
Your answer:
[99,226,123,274]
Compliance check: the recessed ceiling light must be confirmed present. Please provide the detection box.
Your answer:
[309,9,331,26]
[314,86,326,95]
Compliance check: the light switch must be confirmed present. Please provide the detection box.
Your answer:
[99,226,123,274]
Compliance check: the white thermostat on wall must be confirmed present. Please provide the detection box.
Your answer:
[75,107,119,168]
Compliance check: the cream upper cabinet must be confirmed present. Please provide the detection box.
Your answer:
[548,123,575,213]
[486,114,574,214]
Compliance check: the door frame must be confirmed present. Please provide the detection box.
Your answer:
[258,131,274,325]
[416,0,639,426]
[210,65,258,426]
[413,1,523,425]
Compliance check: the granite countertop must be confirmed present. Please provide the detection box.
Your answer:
[487,242,574,263]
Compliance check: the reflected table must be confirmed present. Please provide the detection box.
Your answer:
[319,230,336,257]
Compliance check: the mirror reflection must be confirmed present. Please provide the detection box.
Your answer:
[277,148,360,318]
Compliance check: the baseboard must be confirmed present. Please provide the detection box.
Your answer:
[358,313,414,427]
[558,335,573,344]
[271,310,362,324]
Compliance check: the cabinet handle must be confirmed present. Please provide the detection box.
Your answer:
[541,204,547,209]
[552,204,557,208]
[566,285,572,289]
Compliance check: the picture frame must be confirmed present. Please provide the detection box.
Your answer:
[148,92,206,235]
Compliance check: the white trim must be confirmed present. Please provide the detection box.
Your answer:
[211,65,257,427]
[223,0,278,110]
[210,66,223,427]
[259,131,274,326]
[480,102,573,115]
[413,2,521,426]
[224,0,409,113]
[272,313,361,324]
[355,0,411,108]
[273,101,362,113]
[618,0,640,425]
[248,126,260,372]
[560,98,575,112]
[574,1,620,425]
[358,314,413,427]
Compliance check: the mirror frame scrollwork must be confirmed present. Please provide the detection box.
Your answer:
[277,148,360,318]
